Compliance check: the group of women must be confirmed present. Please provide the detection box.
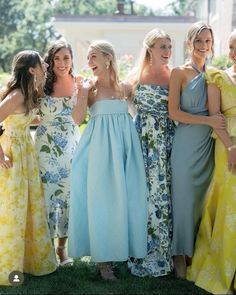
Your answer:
[0,20,235,294]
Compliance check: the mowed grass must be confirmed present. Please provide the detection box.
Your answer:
[0,260,210,295]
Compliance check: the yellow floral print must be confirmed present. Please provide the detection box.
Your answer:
[187,69,236,295]
[0,113,57,286]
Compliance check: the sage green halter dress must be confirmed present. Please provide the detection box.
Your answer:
[171,64,214,257]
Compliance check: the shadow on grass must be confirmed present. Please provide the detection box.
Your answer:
[0,260,211,295]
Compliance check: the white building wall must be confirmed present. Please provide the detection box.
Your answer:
[53,18,195,72]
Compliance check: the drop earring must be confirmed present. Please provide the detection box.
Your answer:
[149,54,153,66]
[105,61,110,69]
[34,75,38,91]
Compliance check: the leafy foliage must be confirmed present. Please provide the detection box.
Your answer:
[0,0,58,72]
[211,55,233,70]
[168,0,197,15]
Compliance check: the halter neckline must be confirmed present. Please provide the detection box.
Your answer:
[190,62,205,73]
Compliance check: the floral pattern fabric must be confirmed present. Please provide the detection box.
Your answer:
[35,96,80,238]
[0,113,57,285]
[187,69,236,294]
[128,84,175,277]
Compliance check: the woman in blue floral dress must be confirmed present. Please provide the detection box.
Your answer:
[35,40,81,266]
[128,28,175,277]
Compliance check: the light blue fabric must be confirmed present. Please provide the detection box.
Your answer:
[171,73,214,257]
[68,99,148,262]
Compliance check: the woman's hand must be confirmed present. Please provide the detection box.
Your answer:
[209,113,226,129]
[0,153,12,169]
[79,78,95,92]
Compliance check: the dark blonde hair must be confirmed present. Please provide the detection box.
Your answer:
[89,40,121,95]
[1,50,43,114]
[187,21,215,58]
[128,28,171,90]
[44,39,74,95]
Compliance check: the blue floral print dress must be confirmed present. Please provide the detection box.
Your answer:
[35,96,80,238]
[128,84,175,277]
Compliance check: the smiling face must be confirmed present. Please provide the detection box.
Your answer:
[190,28,213,60]
[149,37,172,65]
[229,33,236,64]
[87,47,110,77]
[52,47,73,77]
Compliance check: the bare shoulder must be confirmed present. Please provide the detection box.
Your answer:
[4,89,24,105]
[170,66,186,82]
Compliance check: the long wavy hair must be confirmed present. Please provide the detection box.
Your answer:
[88,40,122,97]
[44,39,73,95]
[1,50,43,114]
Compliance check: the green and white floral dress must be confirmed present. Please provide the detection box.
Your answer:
[129,84,175,277]
[35,96,80,238]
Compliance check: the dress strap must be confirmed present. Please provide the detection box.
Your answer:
[190,62,205,74]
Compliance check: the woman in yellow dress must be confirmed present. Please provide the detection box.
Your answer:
[187,30,236,294]
[0,50,57,286]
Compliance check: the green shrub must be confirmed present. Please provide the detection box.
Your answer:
[211,54,233,70]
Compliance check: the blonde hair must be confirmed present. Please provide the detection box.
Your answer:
[187,21,214,58]
[89,40,121,95]
[130,28,171,85]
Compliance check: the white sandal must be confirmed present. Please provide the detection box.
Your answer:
[56,246,74,267]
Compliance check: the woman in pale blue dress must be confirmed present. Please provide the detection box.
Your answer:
[168,22,225,278]
[128,28,175,277]
[69,40,147,281]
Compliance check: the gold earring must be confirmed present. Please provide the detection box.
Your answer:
[34,75,38,91]
[149,54,153,66]
[105,61,110,69]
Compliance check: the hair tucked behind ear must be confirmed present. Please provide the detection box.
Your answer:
[89,40,123,97]
[127,28,171,94]
[1,50,43,114]
[186,21,215,59]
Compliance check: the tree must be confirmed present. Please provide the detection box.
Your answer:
[53,0,155,16]
[54,0,116,15]
[168,0,197,16]
[0,0,58,72]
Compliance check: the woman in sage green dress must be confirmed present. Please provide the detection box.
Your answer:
[187,29,236,295]
[168,22,225,279]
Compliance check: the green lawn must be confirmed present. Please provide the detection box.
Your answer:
[0,260,210,295]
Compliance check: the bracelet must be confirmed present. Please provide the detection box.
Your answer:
[227,144,236,151]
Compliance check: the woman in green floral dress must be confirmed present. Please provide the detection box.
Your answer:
[35,40,81,266]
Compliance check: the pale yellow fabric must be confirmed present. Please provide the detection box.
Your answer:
[187,69,236,294]
[0,113,57,286]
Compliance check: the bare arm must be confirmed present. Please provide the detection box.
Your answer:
[121,81,137,118]
[208,84,236,172]
[0,90,24,168]
[72,78,93,125]
[0,90,24,122]
[168,68,225,128]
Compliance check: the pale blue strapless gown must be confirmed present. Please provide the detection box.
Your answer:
[68,99,148,262]
[171,71,214,257]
